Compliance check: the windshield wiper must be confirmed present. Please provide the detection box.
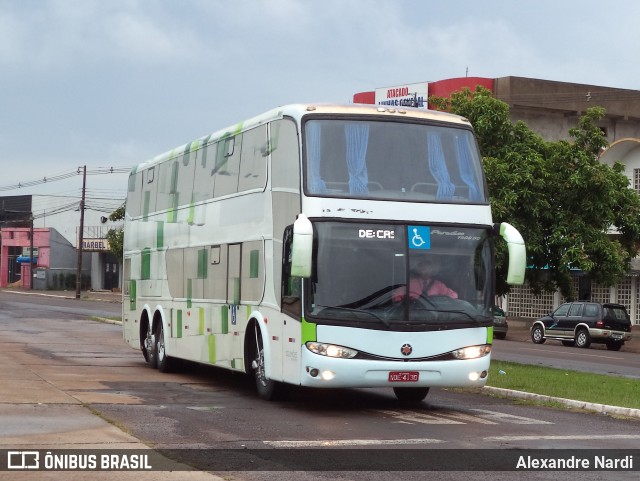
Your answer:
[312,305,391,328]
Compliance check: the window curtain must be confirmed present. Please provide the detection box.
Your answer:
[306,122,326,193]
[427,131,455,199]
[455,135,482,201]
[344,123,369,194]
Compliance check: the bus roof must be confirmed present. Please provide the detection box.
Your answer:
[131,103,472,173]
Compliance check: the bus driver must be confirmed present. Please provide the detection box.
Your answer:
[391,260,457,302]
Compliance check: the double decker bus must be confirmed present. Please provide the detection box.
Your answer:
[122,103,525,401]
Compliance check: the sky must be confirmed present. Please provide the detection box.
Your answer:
[1,0,640,209]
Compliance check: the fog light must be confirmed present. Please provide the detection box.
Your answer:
[321,370,335,381]
[468,372,480,381]
[480,370,488,379]
[309,368,319,378]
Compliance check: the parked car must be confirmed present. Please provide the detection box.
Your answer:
[530,301,632,350]
[492,305,508,340]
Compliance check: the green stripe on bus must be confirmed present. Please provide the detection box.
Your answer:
[141,248,151,280]
[167,206,177,223]
[156,221,164,248]
[208,334,216,363]
[187,279,192,309]
[221,306,229,334]
[197,248,208,279]
[183,143,191,165]
[487,326,494,344]
[143,191,150,220]
[170,161,178,191]
[177,310,183,338]
[188,196,195,225]
[301,318,316,343]
[129,280,136,311]
[200,135,212,167]
[232,278,240,304]
[199,307,205,335]
[249,249,259,278]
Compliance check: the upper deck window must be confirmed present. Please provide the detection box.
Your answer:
[304,118,487,204]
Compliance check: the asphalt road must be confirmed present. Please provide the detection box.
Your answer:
[1,290,639,480]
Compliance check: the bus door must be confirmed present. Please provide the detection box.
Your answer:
[281,227,303,383]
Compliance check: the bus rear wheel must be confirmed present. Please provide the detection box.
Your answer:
[393,387,429,402]
[142,321,157,369]
[155,323,174,373]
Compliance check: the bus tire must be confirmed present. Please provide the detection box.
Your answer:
[142,320,157,369]
[393,387,429,402]
[251,326,280,401]
[155,322,173,373]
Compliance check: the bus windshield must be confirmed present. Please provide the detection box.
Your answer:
[306,222,493,330]
[304,118,486,203]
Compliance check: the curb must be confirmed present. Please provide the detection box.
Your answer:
[483,386,640,419]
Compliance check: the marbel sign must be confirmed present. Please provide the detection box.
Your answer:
[82,238,110,251]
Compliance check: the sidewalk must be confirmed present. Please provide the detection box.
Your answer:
[2,288,125,303]
[0,289,224,480]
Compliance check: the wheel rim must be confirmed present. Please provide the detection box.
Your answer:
[533,327,542,342]
[157,328,165,363]
[576,331,586,346]
[254,346,268,387]
[144,325,154,359]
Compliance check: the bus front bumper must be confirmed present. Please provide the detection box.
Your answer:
[299,349,491,389]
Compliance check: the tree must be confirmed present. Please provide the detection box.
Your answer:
[431,87,640,298]
[106,203,125,262]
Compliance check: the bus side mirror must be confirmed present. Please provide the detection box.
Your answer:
[291,214,313,278]
[498,222,526,285]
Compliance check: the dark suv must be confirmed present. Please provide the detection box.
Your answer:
[531,302,632,351]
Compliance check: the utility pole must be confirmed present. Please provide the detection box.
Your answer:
[29,216,34,290]
[75,165,86,299]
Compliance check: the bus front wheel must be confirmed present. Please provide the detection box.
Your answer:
[393,387,429,402]
[251,327,280,401]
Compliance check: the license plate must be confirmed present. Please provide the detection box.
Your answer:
[388,371,419,382]
[612,334,623,340]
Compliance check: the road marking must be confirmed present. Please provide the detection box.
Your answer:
[485,434,640,442]
[375,410,464,424]
[469,409,553,425]
[371,408,551,425]
[263,438,444,447]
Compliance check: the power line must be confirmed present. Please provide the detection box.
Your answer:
[0,166,130,193]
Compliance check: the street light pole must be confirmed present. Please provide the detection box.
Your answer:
[75,165,86,299]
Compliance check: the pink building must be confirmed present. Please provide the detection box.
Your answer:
[0,226,88,290]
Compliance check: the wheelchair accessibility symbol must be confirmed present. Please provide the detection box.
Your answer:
[408,226,431,250]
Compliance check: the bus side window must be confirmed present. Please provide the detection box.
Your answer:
[282,226,301,319]
[214,133,242,197]
[126,170,142,217]
[238,125,267,192]
[141,166,157,217]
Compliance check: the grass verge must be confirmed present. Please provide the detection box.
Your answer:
[487,360,640,409]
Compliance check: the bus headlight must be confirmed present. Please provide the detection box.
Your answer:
[306,342,358,359]
[452,344,491,360]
